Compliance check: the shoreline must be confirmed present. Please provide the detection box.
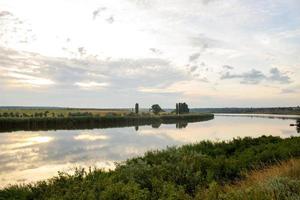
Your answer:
[0,113,214,133]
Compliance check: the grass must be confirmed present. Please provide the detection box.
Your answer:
[0,135,300,200]
[0,108,131,118]
[203,159,300,200]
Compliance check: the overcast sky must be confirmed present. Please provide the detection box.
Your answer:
[0,0,299,108]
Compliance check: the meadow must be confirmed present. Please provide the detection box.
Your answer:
[0,108,131,118]
[1,135,300,200]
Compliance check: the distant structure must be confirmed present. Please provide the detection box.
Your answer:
[176,102,189,114]
[135,103,139,114]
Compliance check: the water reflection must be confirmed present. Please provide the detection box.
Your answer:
[0,115,213,133]
[176,122,188,129]
[296,119,300,133]
[0,115,299,187]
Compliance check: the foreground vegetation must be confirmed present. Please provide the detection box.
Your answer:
[1,135,300,200]
[218,158,300,200]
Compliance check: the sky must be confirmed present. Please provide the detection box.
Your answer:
[0,0,299,108]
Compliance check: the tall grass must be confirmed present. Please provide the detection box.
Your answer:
[208,159,300,200]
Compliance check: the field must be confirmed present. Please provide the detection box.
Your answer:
[0,108,131,118]
[1,135,300,200]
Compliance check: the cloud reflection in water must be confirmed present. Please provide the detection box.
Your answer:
[0,115,299,187]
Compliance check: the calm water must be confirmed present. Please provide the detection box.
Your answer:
[0,114,299,187]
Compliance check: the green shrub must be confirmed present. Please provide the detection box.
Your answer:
[1,136,300,199]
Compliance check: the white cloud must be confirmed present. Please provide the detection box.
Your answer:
[0,0,299,106]
[74,81,109,90]
[74,133,109,141]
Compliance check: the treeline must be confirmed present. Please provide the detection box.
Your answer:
[192,107,300,115]
[1,135,300,199]
[0,113,214,133]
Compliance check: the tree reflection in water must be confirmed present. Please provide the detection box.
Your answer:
[134,121,189,130]
[176,122,188,129]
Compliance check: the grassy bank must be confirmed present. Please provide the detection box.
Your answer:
[1,135,300,200]
[209,159,300,200]
[0,113,214,132]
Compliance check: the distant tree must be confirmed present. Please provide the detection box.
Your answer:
[44,111,49,117]
[150,104,164,115]
[135,103,139,114]
[176,102,189,114]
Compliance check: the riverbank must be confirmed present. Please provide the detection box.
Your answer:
[191,107,300,116]
[1,135,299,199]
[0,113,214,132]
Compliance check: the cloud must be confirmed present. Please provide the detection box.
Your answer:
[4,72,55,87]
[220,67,292,85]
[222,65,234,70]
[0,0,299,107]
[0,47,55,88]
[280,85,300,94]
[74,81,109,90]
[0,10,35,46]
[0,46,185,94]
[269,67,291,84]
[139,79,213,99]
[92,7,107,20]
[149,48,162,55]
[281,88,296,94]
[221,69,267,84]
[189,53,201,62]
[190,34,220,50]
[0,11,12,17]
[190,65,198,72]
[201,0,219,4]
[74,133,109,141]
[78,47,86,56]
[106,16,114,24]
[130,0,219,7]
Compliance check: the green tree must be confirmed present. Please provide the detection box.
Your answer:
[150,104,164,115]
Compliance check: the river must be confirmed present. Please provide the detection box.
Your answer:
[0,114,299,187]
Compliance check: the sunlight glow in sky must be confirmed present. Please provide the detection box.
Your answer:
[0,0,299,107]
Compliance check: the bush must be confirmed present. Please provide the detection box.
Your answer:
[1,136,300,199]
